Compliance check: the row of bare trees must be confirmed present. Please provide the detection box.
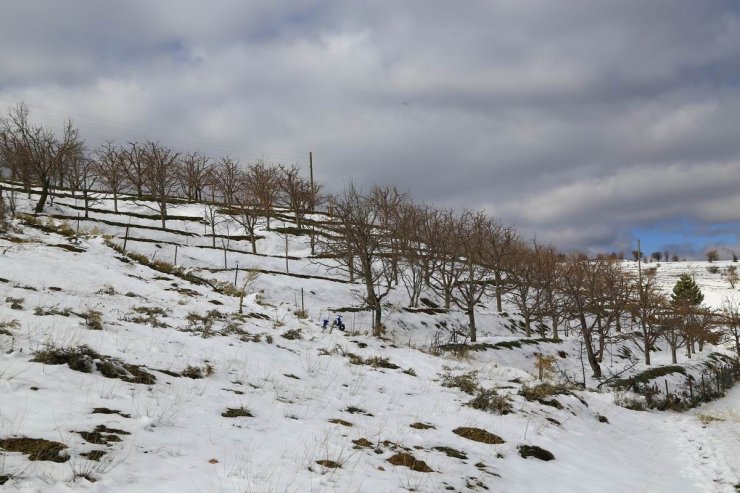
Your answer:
[1,104,737,377]
[317,184,738,378]
[0,104,323,235]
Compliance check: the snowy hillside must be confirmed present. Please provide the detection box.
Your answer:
[0,189,738,493]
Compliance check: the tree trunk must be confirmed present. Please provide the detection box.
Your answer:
[671,346,677,365]
[495,271,503,313]
[468,307,477,343]
[113,192,118,214]
[551,311,559,339]
[35,180,50,213]
[160,196,167,229]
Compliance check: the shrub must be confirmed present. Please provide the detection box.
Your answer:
[281,328,302,340]
[467,388,513,415]
[83,309,103,330]
[441,370,479,395]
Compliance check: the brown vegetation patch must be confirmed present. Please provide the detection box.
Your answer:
[432,446,468,460]
[92,408,131,418]
[345,406,373,416]
[387,452,433,473]
[0,437,69,462]
[453,427,505,445]
[328,418,353,427]
[352,438,374,449]
[221,407,253,418]
[80,450,107,461]
[31,345,156,385]
[315,459,341,468]
[410,422,436,430]
[518,444,555,461]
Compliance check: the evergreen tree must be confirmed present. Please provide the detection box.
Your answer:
[671,273,704,306]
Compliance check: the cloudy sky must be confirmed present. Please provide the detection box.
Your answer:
[2,1,740,257]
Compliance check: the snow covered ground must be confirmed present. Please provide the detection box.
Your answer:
[0,188,737,492]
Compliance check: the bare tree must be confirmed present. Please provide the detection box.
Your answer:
[426,209,461,310]
[627,268,667,365]
[121,141,148,199]
[706,249,719,262]
[560,255,624,378]
[142,141,180,229]
[278,164,322,229]
[721,297,740,358]
[65,154,99,218]
[214,157,241,206]
[507,241,540,338]
[246,160,281,229]
[0,103,84,213]
[93,142,128,213]
[450,211,494,343]
[723,265,739,289]
[482,222,518,313]
[316,184,393,336]
[531,242,567,339]
[178,151,212,202]
[232,171,261,254]
[395,202,427,307]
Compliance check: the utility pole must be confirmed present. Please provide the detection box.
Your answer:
[309,151,314,196]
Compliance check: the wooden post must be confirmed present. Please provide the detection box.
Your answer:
[701,373,706,401]
[284,225,289,274]
[301,287,304,314]
[688,377,693,402]
[234,263,239,286]
[309,152,314,197]
[123,222,130,252]
[664,379,669,405]
[174,244,178,265]
[76,212,80,234]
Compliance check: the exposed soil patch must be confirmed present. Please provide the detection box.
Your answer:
[315,459,341,468]
[328,418,353,427]
[518,444,555,461]
[80,450,107,461]
[352,438,374,449]
[50,243,85,253]
[432,446,468,460]
[387,452,433,473]
[345,406,373,416]
[92,408,131,418]
[453,427,505,445]
[31,345,156,385]
[410,422,436,430]
[221,407,254,418]
[0,437,69,462]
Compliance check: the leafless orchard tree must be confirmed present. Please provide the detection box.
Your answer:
[232,170,262,254]
[530,243,567,339]
[560,254,624,378]
[426,209,461,310]
[121,141,148,199]
[0,102,84,213]
[449,211,494,343]
[65,154,99,218]
[395,202,428,307]
[506,240,541,338]
[142,141,180,229]
[214,156,241,207]
[178,151,213,202]
[720,297,740,358]
[316,184,394,336]
[482,221,518,313]
[246,160,281,229]
[93,142,129,213]
[627,266,667,365]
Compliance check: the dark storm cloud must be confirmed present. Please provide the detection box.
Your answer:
[1,0,739,254]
